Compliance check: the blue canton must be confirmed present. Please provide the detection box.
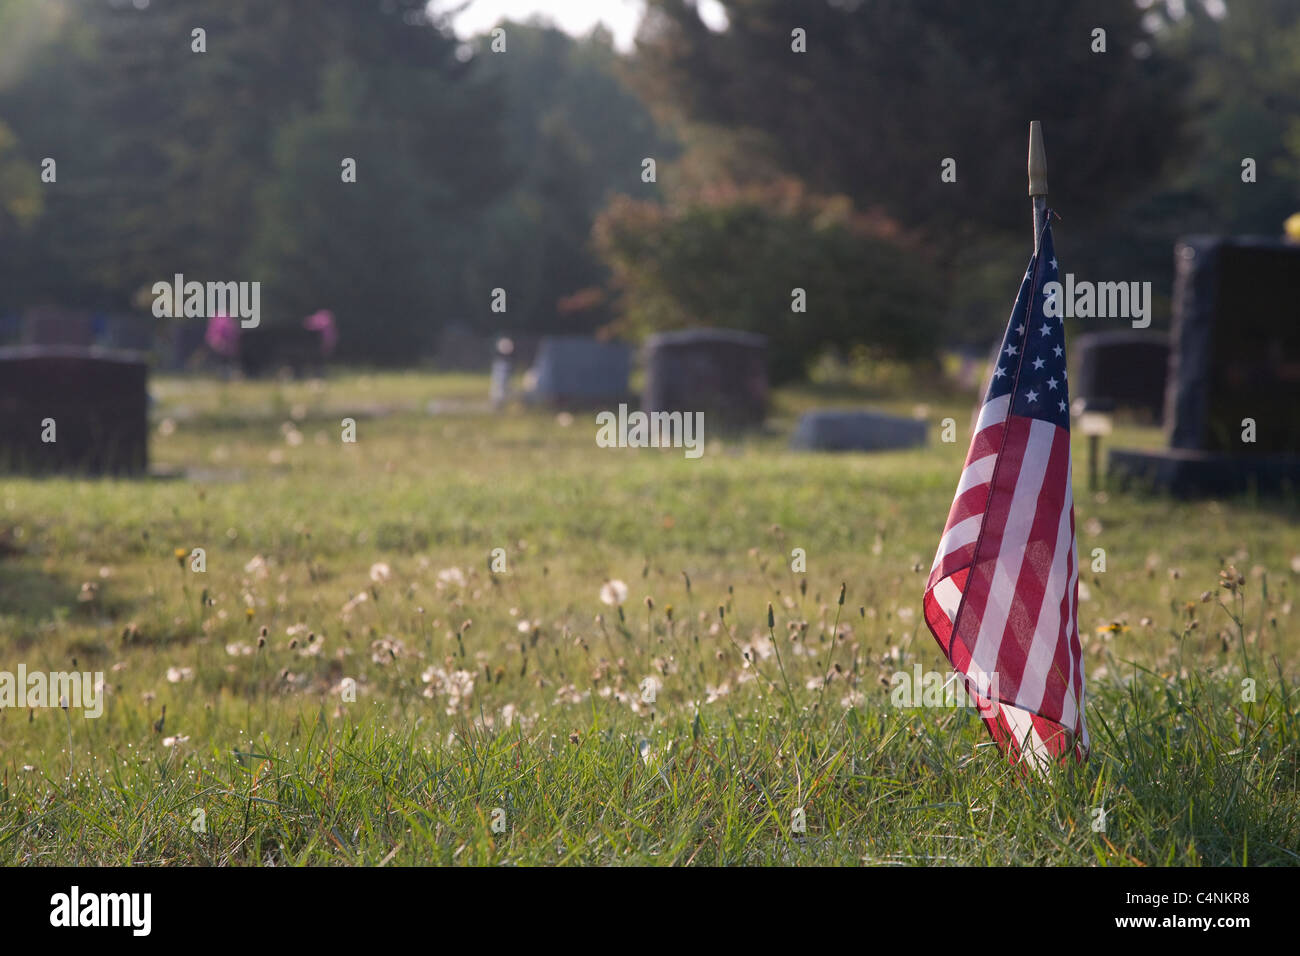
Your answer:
[984,219,1070,430]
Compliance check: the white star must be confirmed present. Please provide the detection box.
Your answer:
[1015,324,1025,336]
[1050,257,1057,270]
[1058,400,1067,413]
[1040,324,1052,336]
[1052,345,1063,357]
[1032,357,1046,370]
[1025,389,1039,403]
[1005,344,1017,356]
[993,365,1006,379]
[1047,376,1059,390]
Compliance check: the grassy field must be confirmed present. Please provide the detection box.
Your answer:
[1,371,1297,865]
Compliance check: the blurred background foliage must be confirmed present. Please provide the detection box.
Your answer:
[594,180,942,383]
[0,0,1296,373]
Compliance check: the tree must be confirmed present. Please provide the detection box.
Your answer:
[1157,0,1300,233]
[461,21,680,336]
[246,62,475,362]
[0,0,512,362]
[633,0,1190,260]
[594,179,944,382]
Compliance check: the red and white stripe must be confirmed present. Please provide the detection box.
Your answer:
[923,394,1089,769]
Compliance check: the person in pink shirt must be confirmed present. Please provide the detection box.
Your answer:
[204,313,240,358]
[303,309,338,356]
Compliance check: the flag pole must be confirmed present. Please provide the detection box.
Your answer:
[1031,120,1083,769]
[1028,120,1048,255]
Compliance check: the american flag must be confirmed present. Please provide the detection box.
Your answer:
[923,217,1089,768]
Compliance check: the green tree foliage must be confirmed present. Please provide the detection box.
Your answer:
[244,65,468,363]
[0,3,676,358]
[1157,0,1300,232]
[1008,0,1300,335]
[464,22,679,335]
[0,0,511,360]
[594,180,944,382]
[634,0,1189,259]
[2,0,1296,373]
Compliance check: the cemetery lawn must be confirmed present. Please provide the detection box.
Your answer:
[1,371,1297,866]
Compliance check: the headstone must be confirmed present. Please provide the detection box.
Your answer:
[791,409,926,451]
[0,346,149,475]
[525,335,630,407]
[1072,330,1169,423]
[643,328,768,428]
[1109,236,1300,494]
[239,326,324,378]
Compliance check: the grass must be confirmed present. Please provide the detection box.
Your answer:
[0,370,1297,865]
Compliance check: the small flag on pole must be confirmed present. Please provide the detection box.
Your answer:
[923,216,1089,768]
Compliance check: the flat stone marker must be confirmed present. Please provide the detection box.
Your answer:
[1072,330,1169,423]
[643,328,768,427]
[791,408,926,452]
[525,335,630,406]
[0,346,148,475]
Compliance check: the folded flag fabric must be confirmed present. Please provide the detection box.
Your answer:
[923,217,1089,769]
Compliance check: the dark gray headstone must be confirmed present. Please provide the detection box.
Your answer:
[1072,330,1169,422]
[791,409,926,452]
[239,326,324,378]
[526,335,630,406]
[643,328,768,428]
[1109,236,1300,494]
[1169,238,1300,455]
[0,346,149,475]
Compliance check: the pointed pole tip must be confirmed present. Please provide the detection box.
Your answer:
[1028,121,1048,198]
